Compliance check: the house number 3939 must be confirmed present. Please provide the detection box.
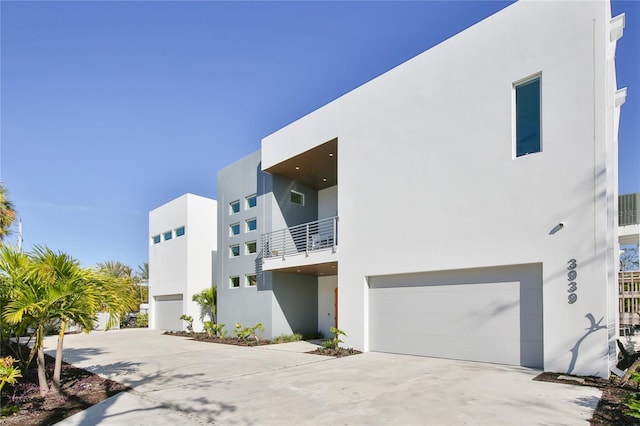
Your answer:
[567,259,577,304]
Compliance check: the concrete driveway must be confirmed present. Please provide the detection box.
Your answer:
[47,329,600,425]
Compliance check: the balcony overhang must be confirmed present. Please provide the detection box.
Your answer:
[620,224,639,245]
[264,260,338,277]
[263,138,337,190]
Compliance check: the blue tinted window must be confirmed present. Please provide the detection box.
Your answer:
[516,78,541,157]
[246,194,257,209]
[230,200,240,214]
[164,231,172,241]
[230,245,240,257]
[230,223,240,236]
[152,235,161,244]
[246,218,257,232]
[175,226,185,237]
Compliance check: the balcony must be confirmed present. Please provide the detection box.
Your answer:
[260,216,338,274]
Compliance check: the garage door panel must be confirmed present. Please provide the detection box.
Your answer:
[368,264,543,368]
[154,294,183,331]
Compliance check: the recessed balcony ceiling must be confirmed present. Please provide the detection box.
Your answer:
[264,138,337,190]
[275,261,338,277]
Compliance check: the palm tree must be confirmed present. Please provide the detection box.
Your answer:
[97,260,132,279]
[0,183,16,242]
[3,246,137,395]
[135,262,148,284]
[192,286,217,323]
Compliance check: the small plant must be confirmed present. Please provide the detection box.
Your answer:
[180,314,194,332]
[204,321,226,338]
[625,372,640,418]
[272,333,303,343]
[137,312,149,327]
[0,356,22,393]
[323,326,346,350]
[234,322,265,342]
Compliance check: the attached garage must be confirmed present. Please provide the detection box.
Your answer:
[154,294,184,331]
[368,263,543,367]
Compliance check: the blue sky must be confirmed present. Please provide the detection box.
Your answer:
[1,1,638,270]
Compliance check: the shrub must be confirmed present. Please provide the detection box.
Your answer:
[272,333,303,343]
[323,326,346,350]
[204,321,226,338]
[137,312,149,327]
[180,315,194,332]
[0,356,22,393]
[234,322,265,342]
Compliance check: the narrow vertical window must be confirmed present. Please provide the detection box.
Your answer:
[515,77,541,157]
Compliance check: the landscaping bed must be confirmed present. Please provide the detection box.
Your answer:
[0,344,128,426]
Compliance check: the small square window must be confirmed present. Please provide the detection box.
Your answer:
[230,223,240,236]
[245,241,257,254]
[290,190,304,206]
[152,235,161,244]
[229,200,240,214]
[164,231,173,241]
[246,274,257,287]
[246,194,257,209]
[230,244,240,257]
[175,226,185,237]
[246,218,257,232]
[230,276,240,288]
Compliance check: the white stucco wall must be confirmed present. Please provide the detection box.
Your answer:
[261,1,622,377]
[149,193,217,331]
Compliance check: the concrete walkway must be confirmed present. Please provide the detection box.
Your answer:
[47,329,601,425]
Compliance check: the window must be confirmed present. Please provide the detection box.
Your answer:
[230,276,240,288]
[245,241,257,254]
[229,200,240,214]
[246,218,257,232]
[175,226,185,237]
[290,190,304,206]
[230,223,240,236]
[230,244,240,257]
[515,76,541,157]
[246,274,257,287]
[163,231,172,241]
[246,194,257,209]
[152,235,161,244]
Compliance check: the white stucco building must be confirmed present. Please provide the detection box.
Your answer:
[148,193,217,332]
[216,0,627,378]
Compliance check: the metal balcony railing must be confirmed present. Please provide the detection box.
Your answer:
[261,216,338,260]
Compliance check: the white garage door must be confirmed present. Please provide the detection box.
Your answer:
[368,264,542,367]
[154,294,184,331]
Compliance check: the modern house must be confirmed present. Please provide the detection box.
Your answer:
[216,0,626,378]
[148,193,217,332]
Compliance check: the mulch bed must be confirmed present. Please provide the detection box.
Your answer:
[0,344,129,426]
[306,347,362,357]
[534,372,640,425]
[163,331,272,346]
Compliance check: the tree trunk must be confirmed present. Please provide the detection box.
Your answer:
[51,320,66,394]
[35,326,49,396]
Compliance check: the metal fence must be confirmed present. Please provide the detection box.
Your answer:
[260,216,338,260]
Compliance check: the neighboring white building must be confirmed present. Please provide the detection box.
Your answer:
[217,0,627,378]
[148,193,217,332]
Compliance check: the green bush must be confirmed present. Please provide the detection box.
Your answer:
[180,315,194,332]
[272,333,303,343]
[323,326,346,350]
[234,322,265,342]
[137,312,148,327]
[204,321,226,338]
